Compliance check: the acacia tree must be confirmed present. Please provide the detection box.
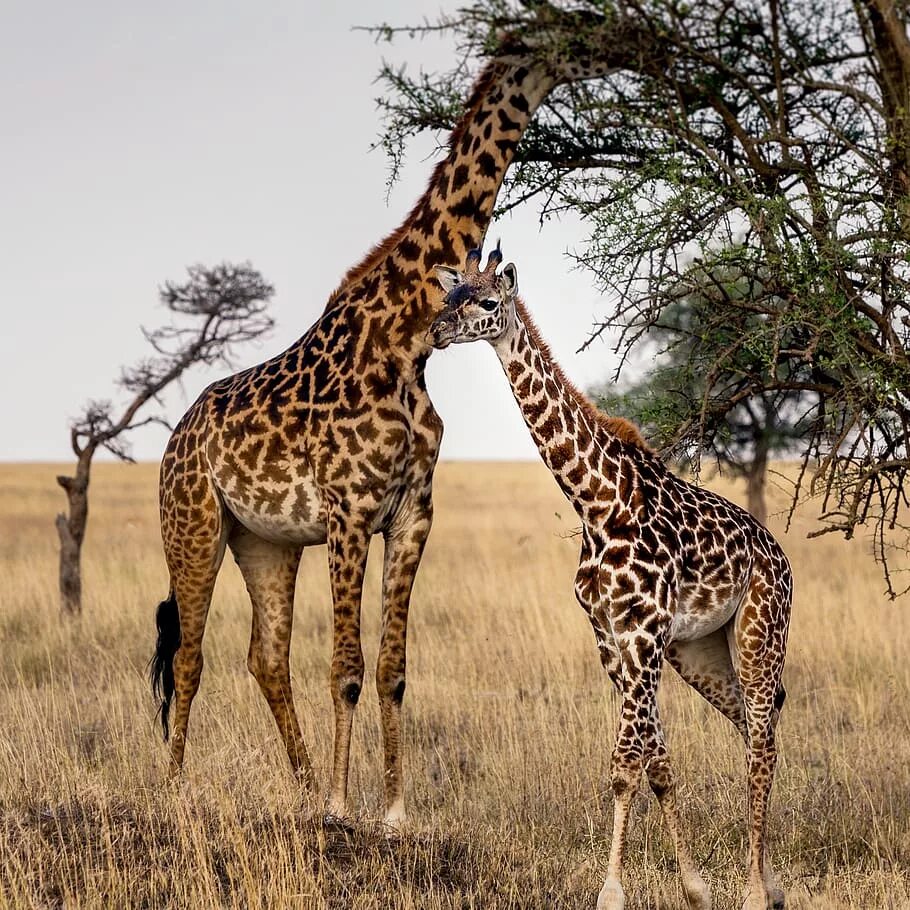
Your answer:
[55,263,274,616]
[592,283,814,525]
[375,0,910,594]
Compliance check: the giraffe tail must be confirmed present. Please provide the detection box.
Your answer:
[149,590,181,741]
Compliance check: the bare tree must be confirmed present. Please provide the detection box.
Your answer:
[55,262,274,616]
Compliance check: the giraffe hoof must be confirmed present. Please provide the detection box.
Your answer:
[380,819,405,841]
[382,796,407,831]
[382,806,407,834]
[596,879,625,910]
[683,877,712,910]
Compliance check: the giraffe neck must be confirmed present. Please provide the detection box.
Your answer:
[493,302,646,514]
[401,61,556,270]
[330,60,558,367]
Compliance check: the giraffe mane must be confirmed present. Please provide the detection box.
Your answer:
[514,299,651,452]
[324,60,508,310]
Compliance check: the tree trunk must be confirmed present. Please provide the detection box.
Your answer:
[864,0,910,238]
[55,451,92,617]
[745,433,770,526]
[55,511,82,615]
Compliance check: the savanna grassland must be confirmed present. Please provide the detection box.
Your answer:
[0,461,907,909]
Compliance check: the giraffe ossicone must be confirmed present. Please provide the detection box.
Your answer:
[429,248,792,910]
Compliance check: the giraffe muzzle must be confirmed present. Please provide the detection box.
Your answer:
[427,317,456,350]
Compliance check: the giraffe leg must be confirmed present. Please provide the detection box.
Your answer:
[585,609,623,689]
[669,627,785,908]
[597,628,666,910]
[666,627,748,740]
[576,536,623,688]
[644,702,712,910]
[594,647,711,909]
[228,526,313,792]
[668,624,786,909]
[161,471,230,775]
[739,693,780,910]
[324,509,369,822]
[377,500,432,829]
[734,586,788,910]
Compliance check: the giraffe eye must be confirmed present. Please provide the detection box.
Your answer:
[479,298,498,312]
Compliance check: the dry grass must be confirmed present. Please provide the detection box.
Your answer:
[0,461,907,909]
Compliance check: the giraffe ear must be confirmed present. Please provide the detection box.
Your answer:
[501,263,518,297]
[435,266,461,294]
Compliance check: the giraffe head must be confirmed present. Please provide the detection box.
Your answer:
[427,246,518,349]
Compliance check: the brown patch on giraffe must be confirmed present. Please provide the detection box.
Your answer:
[548,440,575,471]
[602,543,633,569]
[523,397,550,426]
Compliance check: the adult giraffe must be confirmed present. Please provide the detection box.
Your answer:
[428,248,791,910]
[150,34,627,826]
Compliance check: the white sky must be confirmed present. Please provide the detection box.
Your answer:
[1,1,622,462]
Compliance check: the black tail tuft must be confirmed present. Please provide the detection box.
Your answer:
[149,591,181,741]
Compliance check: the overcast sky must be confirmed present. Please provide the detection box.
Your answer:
[1,1,623,462]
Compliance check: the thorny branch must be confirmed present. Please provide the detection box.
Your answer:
[371,0,910,595]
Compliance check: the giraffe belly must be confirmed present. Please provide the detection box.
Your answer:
[670,584,746,642]
[218,476,328,546]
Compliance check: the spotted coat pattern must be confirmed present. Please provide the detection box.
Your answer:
[155,58,574,827]
[430,251,792,910]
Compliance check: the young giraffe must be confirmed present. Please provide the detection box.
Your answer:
[150,51,618,827]
[428,248,791,910]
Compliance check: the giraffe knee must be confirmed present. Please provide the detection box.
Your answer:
[750,741,778,772]
[748,724,778,759]
[646,758,675,800]
[610,750,643,799]
[376,668,406,705]
[611,767,639,800]
[382,678,406,705]
[331,652,365,707]
[342,681,361,706]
